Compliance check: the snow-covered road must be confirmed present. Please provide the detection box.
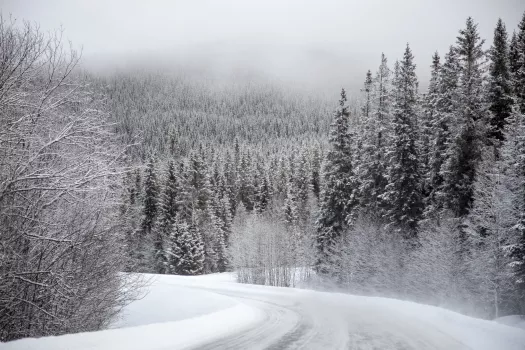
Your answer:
[4,273,525,350]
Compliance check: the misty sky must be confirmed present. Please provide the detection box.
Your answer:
[2,0,524,93]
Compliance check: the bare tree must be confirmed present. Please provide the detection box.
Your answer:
[0,17,141,341]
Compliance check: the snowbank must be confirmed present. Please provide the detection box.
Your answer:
[495,315,525,330]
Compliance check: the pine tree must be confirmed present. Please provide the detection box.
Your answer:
[254,162,271,213]
[167,215,204,275]
[187,149,212,212]
[223,151,238,216]
[217,194,233,272]
[284,175,299,228]
[316,88,359,275]
[442,17,487,218]
[141,158,159,236]
[421,52,441,202]
[382,44,423,236]
[295,150,311,226]
[501,107,525,312]
[488,18,513,143]
[362,70,373,119]
[155,161,180,273]
[514,12,525,113]
[357,54,392,218]
[238,152,255,211]
[509,31,520,88]
[311,147,322,200]
[426,46,460,218]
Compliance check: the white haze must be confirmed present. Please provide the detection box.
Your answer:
[2,0,523,93]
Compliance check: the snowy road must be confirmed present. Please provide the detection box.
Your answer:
[4,273,525,350]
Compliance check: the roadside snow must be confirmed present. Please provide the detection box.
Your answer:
[495,315,525,330]
[111,274,237,328]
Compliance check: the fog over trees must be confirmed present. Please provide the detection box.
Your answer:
[1,6,525,342]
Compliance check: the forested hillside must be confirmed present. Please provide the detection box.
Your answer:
[115,14,525,320]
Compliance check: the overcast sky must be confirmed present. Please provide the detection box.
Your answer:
[2,0,524,93]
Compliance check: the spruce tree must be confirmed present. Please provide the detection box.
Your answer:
[316,89,359,275]
[223,151,238,216]
[141,158,159,236]
[382,44,422,236]
[155,161,180,273]
[362,70,373,119]
[238,152,255,211]
[426,46,460,218]
[514,12,525,113]
[509,31,520,88]
[421,51,441,202]
[167,215,204,275]
[254,162,271,213]
[295,150,311,226]
[442,17,487,218]
[501,107,525,311]
[311,147,322,200]
[284,176,299,228]
[357,54,392,218]
[488,18,513,143]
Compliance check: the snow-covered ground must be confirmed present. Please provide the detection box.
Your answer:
[3,273,525,350]
[496,315,525,331]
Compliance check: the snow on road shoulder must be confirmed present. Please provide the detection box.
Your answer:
[3,273,264,350]
[365,295,525,350]
[111,273,237,328]
[3,303,264,350]
[495,315,525,330]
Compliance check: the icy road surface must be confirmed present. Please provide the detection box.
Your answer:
[4,273,525,350]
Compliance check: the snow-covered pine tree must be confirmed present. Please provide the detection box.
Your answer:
[254,162,271,213]
[316,88,359,276]
[514,12,525,113]
[206,191,226,273]
[382,44,423,236]
[362,70,373,119]
[487,18,513,144]
[295,150,311,227]
[238,152,255,211]
[167,214,204,275]
[425,46,460,219]
[223,151,238,216]
[421,52,441,205]
[509,31,520,87]
[154,161,180,274]
[141,157,159,236]
[500,106,525,313]
[137,158,159,270]
[217,193,233,272]
[284,174,299,228]
[358,56,391,218]
[311,147,322,200]
[187,149,212,212]
[441,17,487,218]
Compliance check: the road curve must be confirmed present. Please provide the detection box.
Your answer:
[174,280,475,350]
